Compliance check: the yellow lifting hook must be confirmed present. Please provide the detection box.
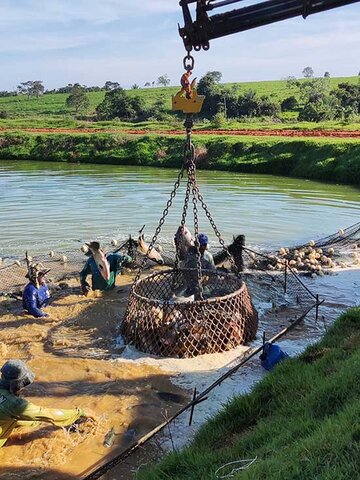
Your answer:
[172,70,205,114]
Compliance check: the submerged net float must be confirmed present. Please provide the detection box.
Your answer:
[61,255,68,264]
[111,239,118,247]
[49,251,55,258]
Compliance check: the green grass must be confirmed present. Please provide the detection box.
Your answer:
[1,132,360,185]
[137,307,360,480]
[0,76,358,121]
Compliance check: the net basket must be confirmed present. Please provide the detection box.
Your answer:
[122,269,258,358]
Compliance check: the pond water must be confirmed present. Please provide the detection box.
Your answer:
[1,160,359,258]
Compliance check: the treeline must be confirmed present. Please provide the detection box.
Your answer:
[0,75,172,98]
[199,71,360,123]
[1,70,360,123]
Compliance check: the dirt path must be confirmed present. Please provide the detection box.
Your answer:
[2,127,360,138]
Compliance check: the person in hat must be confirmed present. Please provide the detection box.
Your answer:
[180,233,216,298]
[80,242,132,296]
[182,233,216,272]
[0,360,88,448]
[22,263,51,318]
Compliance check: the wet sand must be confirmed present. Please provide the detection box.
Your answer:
[0,267,358,478]
[0,274,189,480]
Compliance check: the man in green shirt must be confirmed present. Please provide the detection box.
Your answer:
[0,360,87,448]
[80,248,132,295]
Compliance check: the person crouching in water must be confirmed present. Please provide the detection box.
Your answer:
[80,241,132,296]
[0,360,90,448]
[22,263,51,318]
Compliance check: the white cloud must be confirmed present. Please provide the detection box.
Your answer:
[0,1,359,89]
[0,0,180,26]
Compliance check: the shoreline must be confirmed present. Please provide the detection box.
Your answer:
[1,132,360,186]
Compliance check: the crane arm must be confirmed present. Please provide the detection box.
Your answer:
[179,0,360,51]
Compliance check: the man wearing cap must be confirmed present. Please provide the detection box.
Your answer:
[0,360,88,448]
[180,233,216,297]
[182,233,216,272]
[80,244,132,296]
[22,263,51,318]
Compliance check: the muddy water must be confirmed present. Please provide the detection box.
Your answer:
[0,274,188,480]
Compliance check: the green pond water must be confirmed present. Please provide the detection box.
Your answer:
[0,160,359,257]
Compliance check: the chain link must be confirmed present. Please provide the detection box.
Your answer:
[189,157,204,300]
[183,53,195,71]
[132,166,185,286]
[197,188,239,274]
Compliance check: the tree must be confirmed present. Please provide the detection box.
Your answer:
[17,80,44,98]
[198,71,223,96]
[96,88,147,121]
[144,82,151,87]
[104,81,120,91]
[66,84,90,114]
[157,74,171,87]
[281,96,298,112]
[131,84,139,90]
[324,71,330,78]
[302,67,314,78]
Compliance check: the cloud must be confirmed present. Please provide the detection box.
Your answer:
[0,0,180,26]
[0,1,359,89]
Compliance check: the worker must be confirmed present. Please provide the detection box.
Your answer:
[80,242,132,295]
[22,263,51,318]
[181,233,216,298]
[0,360,89,448]
[182,233,216,271]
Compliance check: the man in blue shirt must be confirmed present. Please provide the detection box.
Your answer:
[80,247,132,295]
[22,263,51,318]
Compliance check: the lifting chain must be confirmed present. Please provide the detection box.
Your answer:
[183,52,195,72]
[132,165,186,286]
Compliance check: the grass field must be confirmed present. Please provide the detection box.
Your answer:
[138,307,360,480]
[0,76,358,119]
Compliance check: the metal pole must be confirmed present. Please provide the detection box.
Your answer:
[284,260,288,294]
[315,294,320,322]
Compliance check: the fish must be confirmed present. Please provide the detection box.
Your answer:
[86,241,111,281]
[174,225,194,260]
[103,427,116,448]
[137,233,164,264]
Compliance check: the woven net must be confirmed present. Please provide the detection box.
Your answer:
[122,269,258,358]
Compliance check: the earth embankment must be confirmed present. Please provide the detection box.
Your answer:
[1,131,360,185]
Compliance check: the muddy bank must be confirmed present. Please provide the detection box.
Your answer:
[0,275,189,480]
[1,132,360,185]
[0,266,359,478]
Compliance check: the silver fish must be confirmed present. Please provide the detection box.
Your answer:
[86,241,111,281]
[137,233,164,264]
[174,225,194,260]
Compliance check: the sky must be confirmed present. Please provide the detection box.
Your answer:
[0,0,359,91]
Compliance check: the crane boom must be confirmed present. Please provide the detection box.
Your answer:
[179,0,360,51]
